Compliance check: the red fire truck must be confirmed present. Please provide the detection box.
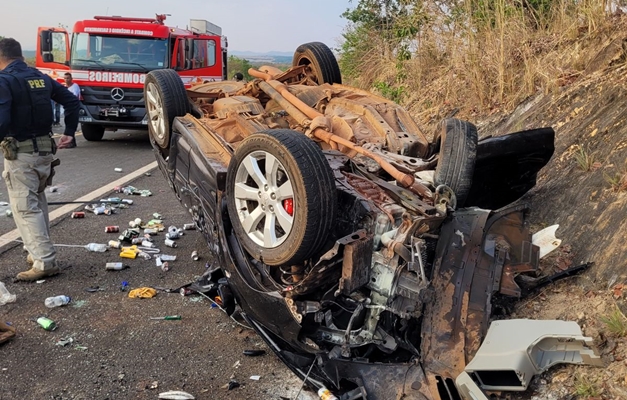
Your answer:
[35,14,227,141]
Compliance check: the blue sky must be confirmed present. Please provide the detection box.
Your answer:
[0,0,353,52]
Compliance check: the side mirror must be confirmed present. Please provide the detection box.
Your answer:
[40,31,53,53]
[42,53,54,63]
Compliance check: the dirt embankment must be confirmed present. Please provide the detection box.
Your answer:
[475,35,627,399]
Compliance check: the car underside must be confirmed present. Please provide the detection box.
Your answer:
[144,42,602,399]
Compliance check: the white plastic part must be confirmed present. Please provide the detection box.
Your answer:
[463,319,602,392]
[532,224,562,258]
[158,390,195,400]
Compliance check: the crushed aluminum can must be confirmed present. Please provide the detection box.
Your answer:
[144,228,158,235]
[114,168,123,173]
[93,206,106,215]
[161,262,169,272]
[191,250,199,261]
[48,186,58,193]
[103,207,113,215]
[153,213,162,219]
[108,240,122,249]
[160,254,176,261]
[121,199,133,205]
[141,240,155,248]
[165,232,179,240]
[180,287,193,296]
[183,223,196,230]
[137,251,152,260]
[71,212,85,219]
[155,257,163,267]
[129,221,139,228]
[105,226,120,233]
[164,239,177,248]
[131,237,143,245]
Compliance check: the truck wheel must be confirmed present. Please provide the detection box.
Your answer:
[226,129,337,266]
[144,69,189,149]
[293,42,342,85]
[81,124,105,141]
[433,118,478,207]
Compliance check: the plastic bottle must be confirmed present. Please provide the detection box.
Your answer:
[44,295,71,308]
[318,387,339,400]
[0,282,16,305]
[85,243,107,252]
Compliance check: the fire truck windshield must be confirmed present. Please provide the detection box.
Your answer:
[71,33,168,71]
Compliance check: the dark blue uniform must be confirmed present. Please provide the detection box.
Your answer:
[0,60,79,141]
[0,59,80,280]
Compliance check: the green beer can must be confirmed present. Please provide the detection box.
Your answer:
[37,317,56,331]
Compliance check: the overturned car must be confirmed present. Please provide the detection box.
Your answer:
[144,42,601,399]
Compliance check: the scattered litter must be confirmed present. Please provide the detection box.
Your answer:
[48,186,58,193]
[191,250,199,261]
[180,287,194,296]
[128,287,157,299]
[150,315,181,320]
[108,240,122,249]
[36,317,56,331]
[188,297,203,303]
[161,262,170,272]
[0,201,8,206]
[114,168,123,173]
[232,360,241,369]
[153,213,162,219]
[225,380,240,390]
[72,300,88,308]
[5,210,12,218]
[55,337,74,347]
[71,212,85,219]
[44,295,71,308]
[106,262,128,271]
[249,375,261,381]
[243,349,266,357]
[85,243,107,252]
[36,280,45,284]
[120,281,129,292]
[183,223,196,230]
[148,381,159,389]
[144,172,152,177]
[105,226,120,233]
[74,345,88,351]
[85,286,105,293]
[158,390,195,400]
[164,239,177,248]
[0,282,17,305]
[160,254,176,261]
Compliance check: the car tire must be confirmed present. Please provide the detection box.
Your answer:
[292,42,342,85]
[144,69,189,149]
[226,129,336,266]
[433,118,478,206]
[81,124,105,141]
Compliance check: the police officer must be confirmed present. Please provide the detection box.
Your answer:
[0,38,80,281]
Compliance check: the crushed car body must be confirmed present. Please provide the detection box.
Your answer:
[143,42,601,399]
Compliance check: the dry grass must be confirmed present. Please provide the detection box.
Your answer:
[574,373,601,397]
[340,1,627,124]
[574,144,596,171]
[600,306,627,336]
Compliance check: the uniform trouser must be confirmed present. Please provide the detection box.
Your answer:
[2,153,56,271]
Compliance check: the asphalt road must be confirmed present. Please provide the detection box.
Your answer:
[0,129,316,399]
[0,128,155,236]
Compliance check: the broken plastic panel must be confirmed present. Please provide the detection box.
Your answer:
[462,319,602,392]
[532,224,562,259]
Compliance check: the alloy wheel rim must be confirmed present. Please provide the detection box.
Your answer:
[146,82,166,143]
[234,151,295,248]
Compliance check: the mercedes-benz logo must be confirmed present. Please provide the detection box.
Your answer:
[111,87,125,101]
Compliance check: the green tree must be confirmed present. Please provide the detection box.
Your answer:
[226,55,253,81]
